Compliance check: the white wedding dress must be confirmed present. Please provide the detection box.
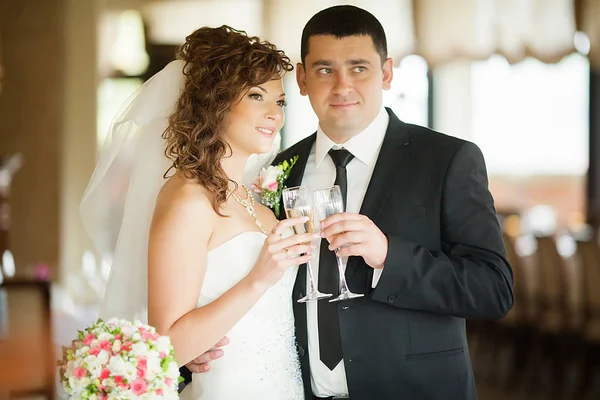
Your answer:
[180,231,304,400]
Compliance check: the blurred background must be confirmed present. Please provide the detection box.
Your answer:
[1,0,600,398]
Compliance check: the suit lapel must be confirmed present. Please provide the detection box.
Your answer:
[346,110,411,282]
[285,133,315,189]
[273,134,316,220]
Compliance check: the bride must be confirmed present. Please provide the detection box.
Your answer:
[81,26,312,399]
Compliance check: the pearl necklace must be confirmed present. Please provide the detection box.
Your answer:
[229,184,269,235]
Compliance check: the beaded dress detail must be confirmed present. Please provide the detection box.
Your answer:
[181,231,304,400]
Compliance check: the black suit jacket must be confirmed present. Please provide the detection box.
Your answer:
[271,109,514,400]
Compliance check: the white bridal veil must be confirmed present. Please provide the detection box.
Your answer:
[80,60,281,322]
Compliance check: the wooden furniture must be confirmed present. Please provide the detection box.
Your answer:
[0,280,54,399]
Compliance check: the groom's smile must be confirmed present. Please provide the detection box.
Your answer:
[329,101,359,111]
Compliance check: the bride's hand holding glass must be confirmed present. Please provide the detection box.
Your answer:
[245,217,318,293]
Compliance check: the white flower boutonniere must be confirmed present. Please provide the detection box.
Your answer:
[252,155,299,215]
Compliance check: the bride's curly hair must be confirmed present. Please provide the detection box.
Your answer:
[163,25,293,214]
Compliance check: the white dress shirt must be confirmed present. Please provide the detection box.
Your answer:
[301,107,389,397]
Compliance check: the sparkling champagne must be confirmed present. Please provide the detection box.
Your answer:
[285,208,315,239]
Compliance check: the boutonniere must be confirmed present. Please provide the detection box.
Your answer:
[252,155,299,215]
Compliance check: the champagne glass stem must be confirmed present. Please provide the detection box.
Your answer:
[306,260,319,293]
[334,249,350,294]
[297,242,332,302]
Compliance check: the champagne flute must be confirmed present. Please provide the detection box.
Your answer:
[282,186,332,302]
[313,185,364,302]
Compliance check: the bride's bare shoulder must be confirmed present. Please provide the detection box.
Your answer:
[149,172,214,256]
[154,171,215,221]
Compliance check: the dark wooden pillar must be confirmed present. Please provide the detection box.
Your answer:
[0,0,65,276]
[587,67,600,228]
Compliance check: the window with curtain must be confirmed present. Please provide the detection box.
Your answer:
[471,53,589,177]
[97,10,148,148]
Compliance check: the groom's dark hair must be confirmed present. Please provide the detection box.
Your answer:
[300,5,388,65]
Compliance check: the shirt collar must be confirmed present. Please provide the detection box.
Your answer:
[314,107,389,168]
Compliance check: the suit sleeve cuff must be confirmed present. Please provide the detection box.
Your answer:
[370,235,411,306]
[371,269,383,288]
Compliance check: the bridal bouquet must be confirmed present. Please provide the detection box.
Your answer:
[58,318,181,399]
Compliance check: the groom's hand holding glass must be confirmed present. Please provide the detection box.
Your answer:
[319,211,389,270]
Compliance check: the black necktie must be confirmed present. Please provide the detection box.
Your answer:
[318,148,354,370]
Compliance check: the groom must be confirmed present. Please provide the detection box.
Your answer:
[187,5,513,400]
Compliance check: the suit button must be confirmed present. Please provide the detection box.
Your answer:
[342,306,350,310]
[387,294,396,304]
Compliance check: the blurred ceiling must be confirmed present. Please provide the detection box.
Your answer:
[102,0,600,68]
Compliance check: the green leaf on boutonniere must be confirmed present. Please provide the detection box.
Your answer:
[252,155,299,215]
